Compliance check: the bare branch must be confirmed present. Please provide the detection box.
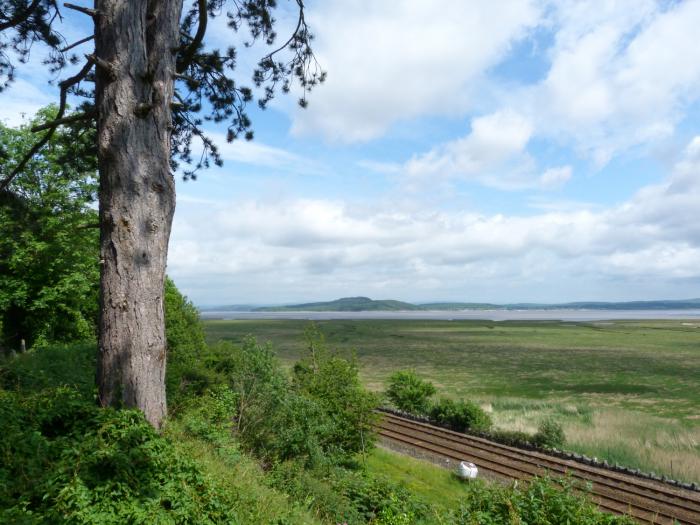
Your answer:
[31,111,95,132]
[60,35,94,53]
[177,0,207,74]
[85,53,115,80]
[63,3,98,18]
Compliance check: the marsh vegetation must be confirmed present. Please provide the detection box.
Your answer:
[204,318,700,482]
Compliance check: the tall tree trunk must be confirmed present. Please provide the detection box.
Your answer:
[94,0,182,428]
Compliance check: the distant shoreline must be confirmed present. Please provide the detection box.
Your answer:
[199,309,700,322]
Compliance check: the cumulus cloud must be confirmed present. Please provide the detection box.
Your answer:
[523,0,700,164]
[290,0,542,142]
[367,110,570,190]
[169,136,700,304]
[287,0,700,169]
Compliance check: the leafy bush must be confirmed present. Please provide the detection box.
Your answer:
[428,397,492,432]
[211,337,332,466]
[534,417,566,449]
[0,342,95,394]
[270,462,430,525]
[452,476,634,524]
[293,324,379,457]
[488,428,536,447]
[385,369,436,415]
[0,387,242,524]
[163,277,220,408]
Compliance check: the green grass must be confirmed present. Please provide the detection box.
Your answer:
[203,319,700,482]
[366,447,474,510]
[365,447,636,524]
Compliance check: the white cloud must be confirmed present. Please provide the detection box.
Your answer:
[401,110,540,189]
[290,0,542,142]
[369,110,570,191]
[0,78,55,127]
[201,132,326,176]
[527,0,700,164]
[539,166,572,189]
[169,136,700,304]
[287,0,700,169]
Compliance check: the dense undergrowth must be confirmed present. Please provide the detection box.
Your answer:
[0,299,636,524]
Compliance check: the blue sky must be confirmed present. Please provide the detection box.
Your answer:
[3,0,700,305]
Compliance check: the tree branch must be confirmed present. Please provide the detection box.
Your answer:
[60,35,94,53]
[0,0,42,31]
[63,2,98,18]
[177,0,207,74]
[85,53,115,80]
[260,0,305,63]
[30,111,95,132]
[0,60,94,192]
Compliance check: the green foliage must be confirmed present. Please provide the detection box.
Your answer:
[163,277,217,408]
[385,369,436,415]
[0,342,95,395]
[0,387,244,524]
[211,337,330,466]
[0,107,98,351]
[428,397,493,432]
[534,417,566,449]
[0,338,632,525]
[269,462,429,525]
[451,476,634,525]
[293,323,379,457]
[488,428,537,447]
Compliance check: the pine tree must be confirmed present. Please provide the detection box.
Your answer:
[0,0,323,427]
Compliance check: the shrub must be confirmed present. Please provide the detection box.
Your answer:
[452,476,634,524]
[534,417,566,449]
[488,429,535,447]
[211,337,332,466]
[0,387,242,524]
[293,324,379,458]
[269,462,430,525]
[428,398,492,432]
[164,277,219,407]
[385,370,436,415]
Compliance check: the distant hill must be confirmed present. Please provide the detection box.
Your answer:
[204,297,700,312]
[551,299,700,310]
[418,302,500,310]
[198,304,257,312]
[254,296,421,312]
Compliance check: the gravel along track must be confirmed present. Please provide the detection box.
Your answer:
[375,412,700,525]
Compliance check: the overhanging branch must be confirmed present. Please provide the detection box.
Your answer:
[30,110,96,132]
[177,0,207,73]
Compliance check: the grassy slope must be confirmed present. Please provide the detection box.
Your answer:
[204,319,700,482]
[366,447,473,510]
[0,344,321,525]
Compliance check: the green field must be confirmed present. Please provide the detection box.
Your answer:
[203,319,700,482]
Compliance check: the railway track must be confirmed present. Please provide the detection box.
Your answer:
[375,411,700,525]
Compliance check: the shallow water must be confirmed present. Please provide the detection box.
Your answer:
[200,309,700,322]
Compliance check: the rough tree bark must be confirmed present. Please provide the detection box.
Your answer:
[95,0,182,428]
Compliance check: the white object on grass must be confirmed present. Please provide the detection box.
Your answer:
[457,461,478,480]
